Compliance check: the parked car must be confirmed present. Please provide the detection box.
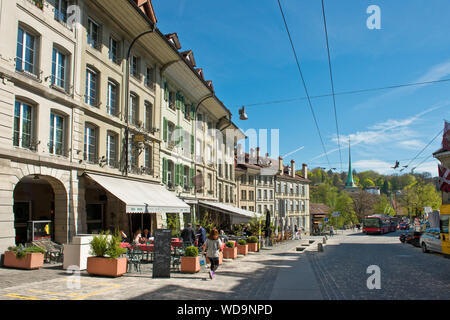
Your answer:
[399,228,422,247]
[398,223,409,230]
[420,228,442,254]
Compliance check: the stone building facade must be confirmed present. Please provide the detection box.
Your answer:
[0,0,243,252]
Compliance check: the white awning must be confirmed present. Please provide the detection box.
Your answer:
[198,200,262,224]
[86,173,190,214]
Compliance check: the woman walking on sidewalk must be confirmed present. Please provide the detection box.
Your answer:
[203,229,223,280]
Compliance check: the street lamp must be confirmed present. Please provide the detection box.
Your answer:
[124,27,156,176]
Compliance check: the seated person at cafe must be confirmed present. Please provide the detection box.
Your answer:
[141,229,152,240]
[219,230,229,243]
[133,229,142,244]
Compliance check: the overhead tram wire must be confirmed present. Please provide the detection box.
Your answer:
[241,77,450,108]
[411,154,436,173]
[321,0,343,172]
[403,128,444,172]
[277,0,332,169]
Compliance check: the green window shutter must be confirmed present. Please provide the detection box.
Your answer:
[190,104,195,120]
[174,164,178,186]
[190,168,195,188]
[191,134,194,155]
[162,158,167,184]
[175,92,181,110]
[164,82,169,101]
[163,117,168,142]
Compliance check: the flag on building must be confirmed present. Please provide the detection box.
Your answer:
[443,120,450,151]
[438,164,450,192]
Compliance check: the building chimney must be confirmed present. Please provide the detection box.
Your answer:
[256,147,260,164]
[250,148,255,164]
[291,160,295,177]
[302,163,308,179]
[279,156,283,175]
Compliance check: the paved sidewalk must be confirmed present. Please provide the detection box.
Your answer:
[0,238,323,300]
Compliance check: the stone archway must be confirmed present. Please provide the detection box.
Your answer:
[11,166,71,244]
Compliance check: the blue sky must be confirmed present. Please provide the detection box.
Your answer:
[152,0,450,177]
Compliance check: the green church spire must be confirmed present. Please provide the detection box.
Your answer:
[345,139,356,188]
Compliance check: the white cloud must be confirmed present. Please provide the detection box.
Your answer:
[398,139,425,150]
[354,59,450,110]
[310,102,449,162]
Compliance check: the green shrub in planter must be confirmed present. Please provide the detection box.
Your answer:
[90,231,126,259]
[8,245,46,259]
[247,236,258,243]
[226,241,235,248]
[185,246,198,257]
[238,239,247,245]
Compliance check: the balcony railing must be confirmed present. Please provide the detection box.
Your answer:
[26,0,43,10]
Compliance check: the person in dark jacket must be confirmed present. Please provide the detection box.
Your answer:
[181,223,196,247]
[196,224,207,248]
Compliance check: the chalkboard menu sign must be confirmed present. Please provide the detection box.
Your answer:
[153,229,172,278]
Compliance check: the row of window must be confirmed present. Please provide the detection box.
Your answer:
[276,182,306,196]
[276,200,306,213]
[85,67,154,128]
[240,175,274,186]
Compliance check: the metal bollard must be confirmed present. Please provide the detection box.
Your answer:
[318,243,324,252]
[323,237,326,244]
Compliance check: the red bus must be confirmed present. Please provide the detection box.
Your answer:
[363,216,391,234]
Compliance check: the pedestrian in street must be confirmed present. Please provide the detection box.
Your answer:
[181,223,196,248]
[203,229,223,280]
[196,224,207,248]
[294,225,299,240]
[329,225,334,237]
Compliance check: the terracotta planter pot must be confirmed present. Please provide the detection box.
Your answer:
[206,251,223,265]
[3,251,44,270]
[223,247,237,259]
[237,244,248,255]
[87,257,127,277]
[247,242,258,252]
[181,256,200,273]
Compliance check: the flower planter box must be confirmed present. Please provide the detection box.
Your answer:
[206,251,223,265]
[3,251,44,270]
[87,257,127,277]
[223,247,237,259]
[181,256,200,273]
[237,244,248,255]
[247,242,258,252]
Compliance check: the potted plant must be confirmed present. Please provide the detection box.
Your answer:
[3,245,46,270]
[237,239,248,255]
[181,246,200,273]
[87,231,127,277]
[223,241,237,259]
[247,236,259,252]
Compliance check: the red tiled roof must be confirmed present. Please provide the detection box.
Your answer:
[133,0,157,24]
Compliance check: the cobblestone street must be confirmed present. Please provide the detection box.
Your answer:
[1,230,449,300]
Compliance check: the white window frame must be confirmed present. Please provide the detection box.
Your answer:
[16,27,38,76]
[107,80,118,116]
[85,67,97,106]
[84,124,97,163]
[106,133,117,168]
[13,101,34,149]
[87,18,100,49]
[49,112,65,156]
[52,48,67,90]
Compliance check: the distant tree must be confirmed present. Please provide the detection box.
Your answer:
[311,183,338,207]
[373,194,396,216]
[351,190,378,221]
[330,192,357,228]
[361,178,375,188]
[381,180,391,195]
[332,174,343,188]
[399,182,441,217]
